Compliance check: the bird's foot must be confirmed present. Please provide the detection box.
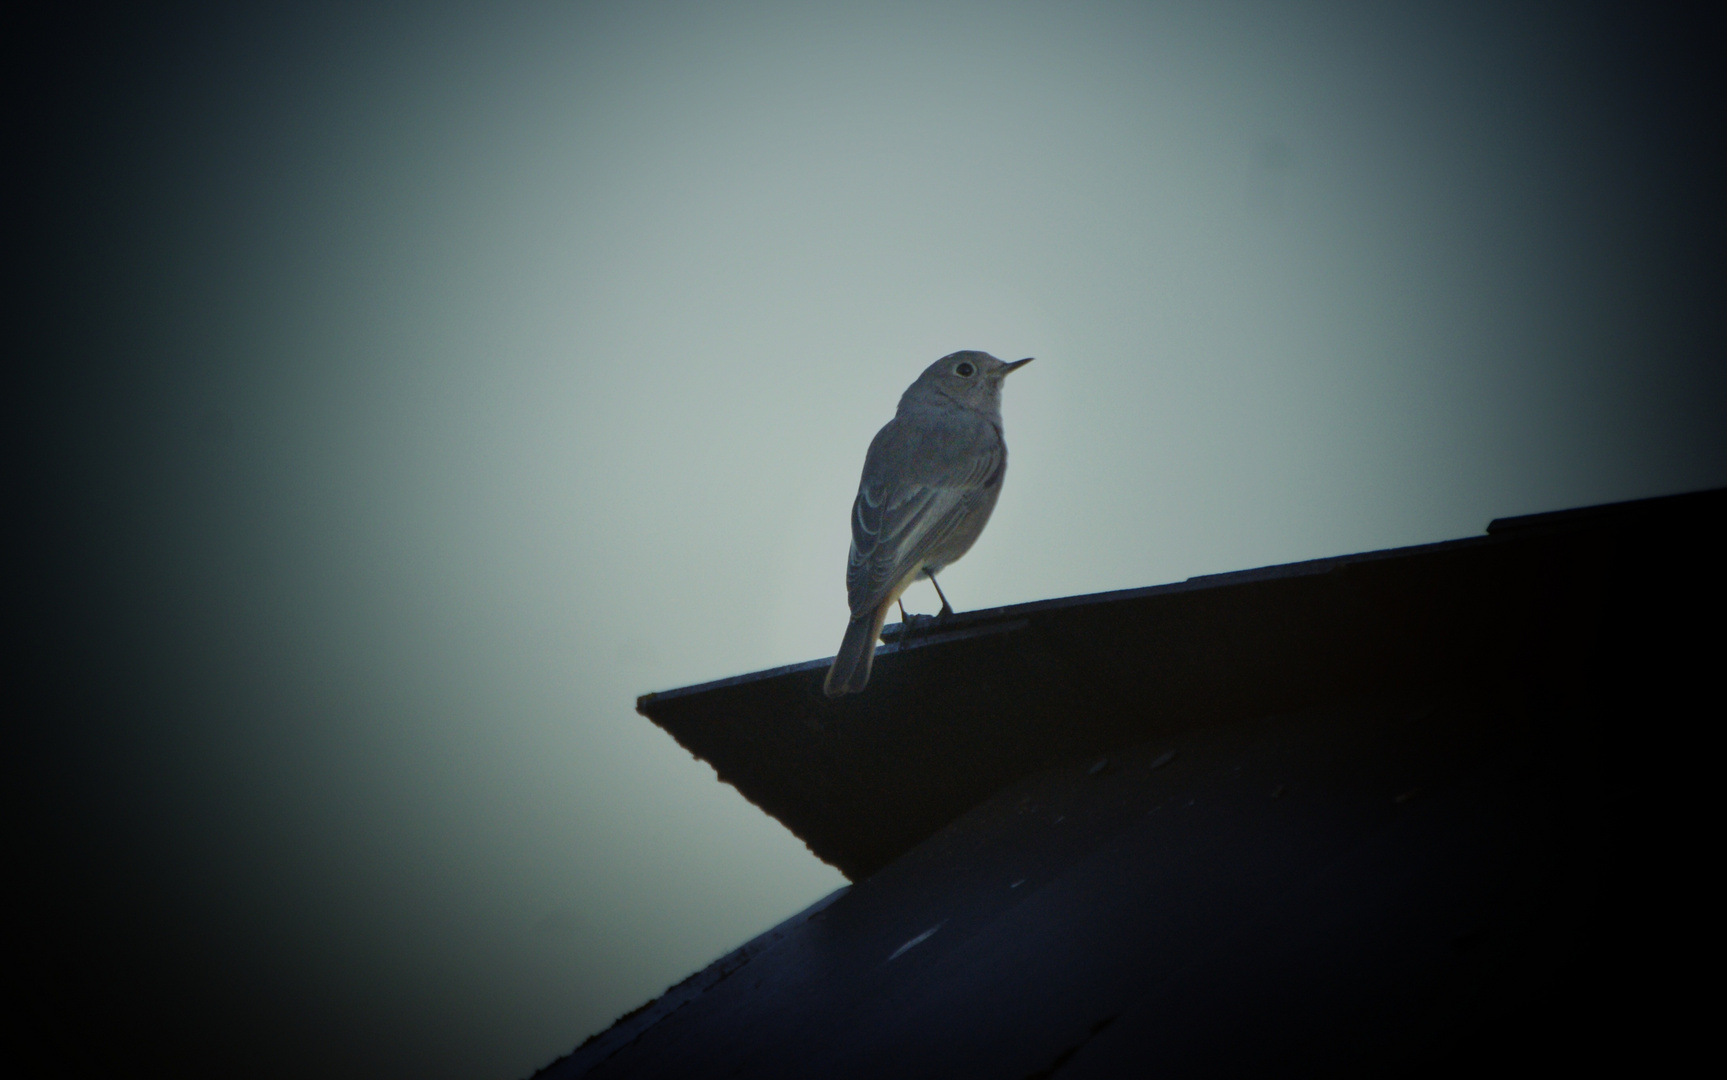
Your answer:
[895,611,941,649]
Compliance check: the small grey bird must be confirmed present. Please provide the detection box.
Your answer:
[823,350,1032,697]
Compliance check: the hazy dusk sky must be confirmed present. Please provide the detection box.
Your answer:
[16,3,1722,1077]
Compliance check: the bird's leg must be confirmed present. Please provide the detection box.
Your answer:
[896,599,912,648]
[928,574,954,620]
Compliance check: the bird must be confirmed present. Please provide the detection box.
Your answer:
[823,350,1032,697]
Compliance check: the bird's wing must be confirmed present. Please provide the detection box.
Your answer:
[846,440,1003,616]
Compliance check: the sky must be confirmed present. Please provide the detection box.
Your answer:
[14,2,1723,1078]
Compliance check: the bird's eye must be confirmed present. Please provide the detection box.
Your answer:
[955,362,976,377]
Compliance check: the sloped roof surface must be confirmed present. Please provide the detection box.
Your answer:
[637,488,1721,879]
[540,488,1721,1078]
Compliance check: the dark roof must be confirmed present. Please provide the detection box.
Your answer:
[540,487,1723,1078]
[635,486,1722,880]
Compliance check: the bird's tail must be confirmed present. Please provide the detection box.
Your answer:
[823,602,891,697]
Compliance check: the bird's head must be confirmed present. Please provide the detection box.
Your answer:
[910,350,1033,412]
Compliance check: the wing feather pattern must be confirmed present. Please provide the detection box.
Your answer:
[845,418,1004,616]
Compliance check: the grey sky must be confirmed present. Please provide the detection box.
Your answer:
[21,2,1722,1077]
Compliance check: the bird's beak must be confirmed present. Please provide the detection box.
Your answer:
[1001,357,1034,375]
